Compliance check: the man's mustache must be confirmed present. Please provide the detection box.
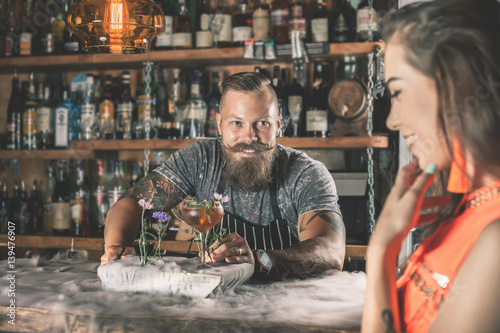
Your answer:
[225,141,274,153]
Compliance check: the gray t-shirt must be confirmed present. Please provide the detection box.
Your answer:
[155,139,341,239]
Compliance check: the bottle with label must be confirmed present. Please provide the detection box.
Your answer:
[52,162,71,236]
[54,81,73,149]
[205,71,221,137]
[135,68,158,139]
[43,165,55,234]
[183,69,207,138]
[99,75,116,139]
[355,0,381,42]
[80,74,98,140]
[17,181,30,234]
[252,0,270,41]
[71,160,90,237]
[107,160,128,209]
[28,179,43,234]
[22,72,38,150]
[332,0,356,43]
[0,182,9,234]
[306,60,329,137]
[272,65,289,137]
[212,3,233,48]
[37,82,54,149]
[19,0,35,56]
[172,0,193,49]
[6,73,22,150]
[232,0,252,47]
[63,0,80,53]
[0,0,16,57]
[289,0,307,41]
[155,0,177,50]
[195,0,214,48]
[288,70,306,137]
[38,1,57,55]
[93,160,109,236]
[270,0,290,45]
[165,69,184,138]
[51,0,66,54]
[116,71,134,140]
[310,0,329,43]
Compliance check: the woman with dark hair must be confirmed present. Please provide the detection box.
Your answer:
[361,0,500,332]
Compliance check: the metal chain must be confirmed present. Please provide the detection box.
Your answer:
[367,51,376,234]
[144,61,153,140]
[144,148,150,175]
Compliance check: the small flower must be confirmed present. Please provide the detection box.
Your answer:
[138,199,154,210]
[214,193,230,203]
[152,211,170,223]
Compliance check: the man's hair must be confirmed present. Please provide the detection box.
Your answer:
[219,72,279,113]
[383,0,500,179]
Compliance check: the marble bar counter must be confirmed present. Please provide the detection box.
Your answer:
[0,257,366,333]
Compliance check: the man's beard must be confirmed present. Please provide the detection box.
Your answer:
[221,140,279,192]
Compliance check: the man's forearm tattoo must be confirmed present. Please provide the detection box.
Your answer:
[382,309,396,333]
[120,172,184,211]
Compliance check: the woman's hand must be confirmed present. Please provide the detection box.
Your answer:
[205,232,254,265]
[100,245,135,265]
[371,159,437,249]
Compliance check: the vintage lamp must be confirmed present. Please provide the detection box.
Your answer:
[67,0,165,54]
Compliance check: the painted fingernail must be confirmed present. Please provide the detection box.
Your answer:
[424,163,437,174]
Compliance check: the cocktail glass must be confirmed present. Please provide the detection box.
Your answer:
[180,199,224,266]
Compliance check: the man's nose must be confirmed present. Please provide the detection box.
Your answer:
[241,124,257,142]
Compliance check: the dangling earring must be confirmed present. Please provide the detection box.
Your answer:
[447,139,470,193]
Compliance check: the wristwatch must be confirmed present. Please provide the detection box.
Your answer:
[253,249,272,275]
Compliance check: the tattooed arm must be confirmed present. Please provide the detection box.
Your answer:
[101,171,185,264]
[263,210,346,280]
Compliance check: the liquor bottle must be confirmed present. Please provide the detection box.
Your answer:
[332,0,356,43]
[38,2,56,55]
[6,73,22,150]
[9,181,19,231]
[43,165,56,234]
[37,82,54,149]
[70,160,90,237]
[252,0,270,41]
[212,3,233,48]
[0,0,16,57]
[19,0,35,56]
[195,0,214,48]
[107,160,128,209]
[63,0,80,53]
[51,0,66,54]
[270,0,290,45]
[232,0,252,47]
[135,68,158,139]
[288,70,306,137]
[156,69,172,139]
[80,74,98,140]
[172,0,193,49]
[310,0,329,43]
[165,69,184,139]
[205,71,221,137]
[155,0,177,50]
[116,71,134,140]
[54,80,73,149]
[0,2,9,57]
[183,69,207,138]
[28,179,43,234]
[272,66,289,137]
[0,182,8,234]
[355,0,382,42]
[22,72,38,150]
[99,75,115,139]
[52,162,71,236]
[94,160,109,236]
[130,162,144,187]
[289,0,307,41]
[16,180,29,235]
[306,60,329,137]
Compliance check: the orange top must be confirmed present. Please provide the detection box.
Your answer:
[396,181,500,333]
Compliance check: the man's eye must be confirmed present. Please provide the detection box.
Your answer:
[257,121,269,126]
[231,121,241,126]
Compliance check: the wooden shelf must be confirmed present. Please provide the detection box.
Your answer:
[0,234,366,259]
[0,42,384,74]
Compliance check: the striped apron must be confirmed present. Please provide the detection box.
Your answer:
[214,165,299,251]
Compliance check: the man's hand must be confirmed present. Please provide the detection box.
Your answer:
[100,245,135,265]
[205,232,254,265]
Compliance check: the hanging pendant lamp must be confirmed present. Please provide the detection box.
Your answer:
[67,0,165,54]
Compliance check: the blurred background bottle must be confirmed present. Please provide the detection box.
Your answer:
[93,160,109,236]
[195,0,214,48]
[332,0,356,43]
[289,0,307,41]
[355,0,381,42]
[306,60,329,137]
[37,81,54,149]
[0,182,9,234]
[99,75,116,140]
[28,179,43,234]
[116,71,134,139]
[22,72,38,150]
[43,165,56,234]
[205,71,221,138]
[310,0,329,43]
[107,160,128,209]
[80,74,98,140]
[17,180,29,234]
[52,161,71,236]
[288,69,306,137]
[252,0,270,41]
[270,0,290,45]
[232,0,252,47]
[54,76,73,149]
[172,0,193,49]
[6,73,22,150]
[71,160,90,237]
[155,0,177,50]
[183,69,207,138]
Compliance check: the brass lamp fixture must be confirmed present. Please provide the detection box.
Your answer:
[67,0,165,54]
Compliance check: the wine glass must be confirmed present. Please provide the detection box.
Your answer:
[179,199,224,266]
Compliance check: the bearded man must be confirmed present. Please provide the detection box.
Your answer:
[101,72,346,281]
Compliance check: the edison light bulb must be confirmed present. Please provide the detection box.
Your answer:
[104,0,129,37]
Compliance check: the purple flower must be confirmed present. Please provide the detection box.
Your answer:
[152,211,170,223]
[138,199,154,210]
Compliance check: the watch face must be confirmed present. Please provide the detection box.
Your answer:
[258,250,272,269]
